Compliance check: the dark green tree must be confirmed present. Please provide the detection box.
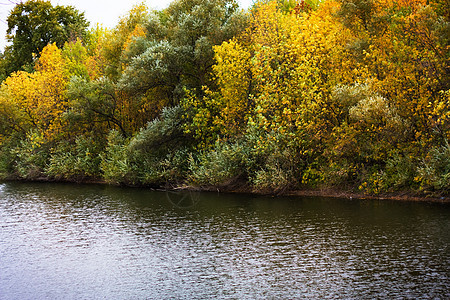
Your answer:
[1,0,89,78]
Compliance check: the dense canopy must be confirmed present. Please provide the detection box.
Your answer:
[0,0,448,197]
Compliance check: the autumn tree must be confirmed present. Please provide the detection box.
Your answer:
[0,0,89,79]
[335,0,449,150]
[322,0,449,193]
[186,0,352,146]
[0,43,68,138]
[101,3,150,80]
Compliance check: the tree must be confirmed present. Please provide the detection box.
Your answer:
[118,0,248,104]
[101,3,150,80]
[186,0,351,145]
[0,43,68,139]
[67,76,138,138]
[1,0,89,78]
[68,0,248,139]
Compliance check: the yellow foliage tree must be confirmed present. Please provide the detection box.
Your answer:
[1,43,68,139]
[186,0,358,149]
[355,1,449,153]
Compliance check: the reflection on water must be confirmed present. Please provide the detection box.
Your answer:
[0,182,449,299]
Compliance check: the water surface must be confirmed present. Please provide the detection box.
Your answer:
[0,182,448,299]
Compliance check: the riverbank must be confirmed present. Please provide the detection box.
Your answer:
[286,189,450,203]
[2,176,449,204]
[180,184,450,203]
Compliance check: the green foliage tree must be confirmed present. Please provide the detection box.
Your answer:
[118,0,248,104]
[1,0,89,78]
[66,77,130,137]
[126,105,193,185]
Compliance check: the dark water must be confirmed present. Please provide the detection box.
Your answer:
[0,182,448,299]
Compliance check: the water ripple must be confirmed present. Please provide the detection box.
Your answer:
[0,183,448,299]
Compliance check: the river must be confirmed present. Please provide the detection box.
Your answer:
[0,182,448,299]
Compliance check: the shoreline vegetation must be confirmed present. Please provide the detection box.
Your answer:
[1,177,449,203]
[0,0,449,201]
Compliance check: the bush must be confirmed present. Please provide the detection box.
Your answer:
[416,142,450,195]
[0,135,20,179]
[100,130,132,184]
[189,126,304,193]
[189,140,249,186]
[135,148,191,186]
[127,105,193,186]
[318,159,357,188]
[253,162,293,194]
[251,138,300,193]
[12,130,50,179]
[380,152,417,191]
[46,135,103,181]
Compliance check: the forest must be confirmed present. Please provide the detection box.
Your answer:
[0,0,448,197]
